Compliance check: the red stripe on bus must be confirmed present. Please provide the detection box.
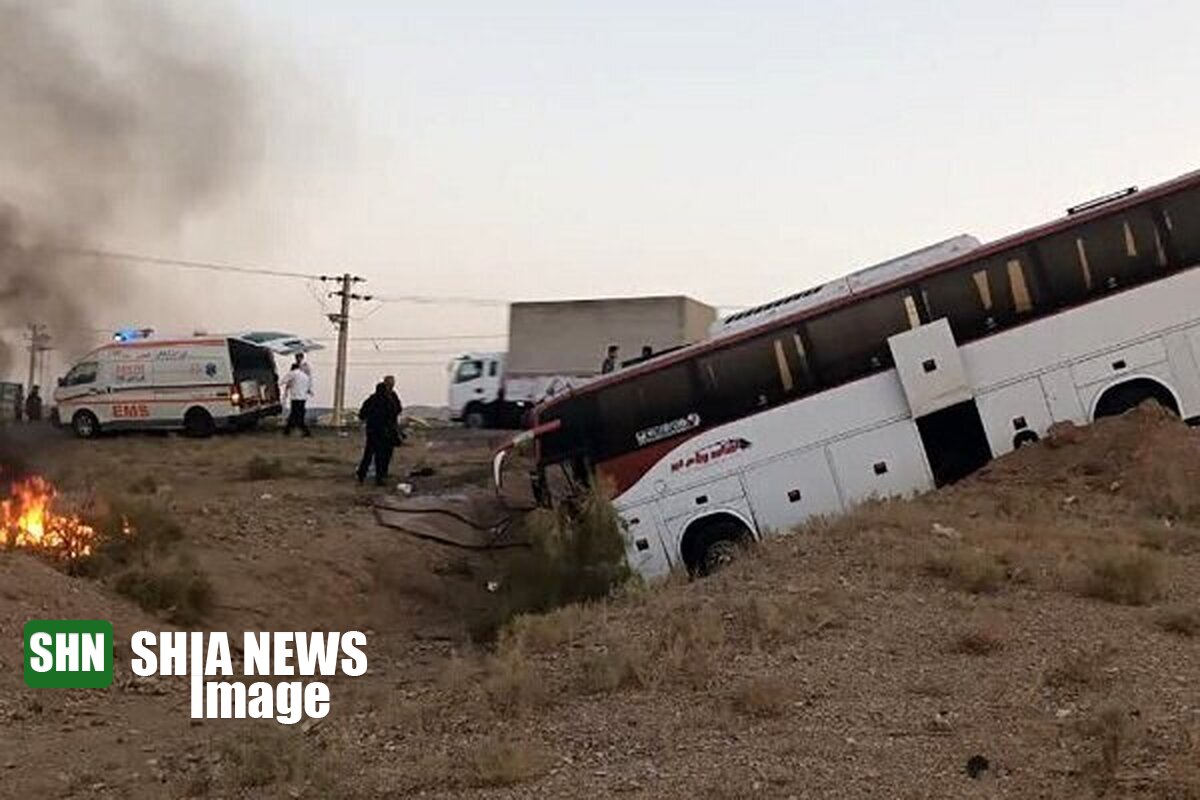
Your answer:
[595,431,702,495]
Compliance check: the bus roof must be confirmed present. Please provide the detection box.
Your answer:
[538,166,1200,414]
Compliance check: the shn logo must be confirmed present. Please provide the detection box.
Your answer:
[24,620,114,688]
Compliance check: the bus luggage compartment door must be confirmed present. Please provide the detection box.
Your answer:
[887,318,973,418]
[620,501,673,579]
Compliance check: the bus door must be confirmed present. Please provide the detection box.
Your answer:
[888,318,993,486]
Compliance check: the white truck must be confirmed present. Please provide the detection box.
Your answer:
[448,296,717,428]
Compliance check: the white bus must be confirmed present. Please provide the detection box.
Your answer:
[498,169,1200,579]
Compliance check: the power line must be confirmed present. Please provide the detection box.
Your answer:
[53,246,325,281]
[371,293,508,307]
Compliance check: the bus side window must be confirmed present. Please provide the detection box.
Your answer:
[596,362,697,455]
[805,291,913,386]
[1039,209,1164,305]
[696,333,805,425]
[1162,187,1200,266]
[922,250,1038,342]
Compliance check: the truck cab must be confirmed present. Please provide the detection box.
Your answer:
[448,352,505,428]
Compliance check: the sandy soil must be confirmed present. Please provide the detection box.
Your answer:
[1,408,1199,799]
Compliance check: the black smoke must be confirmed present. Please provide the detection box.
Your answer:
[0,0,260,375]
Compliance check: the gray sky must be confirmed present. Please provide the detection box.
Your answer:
[6,1,1200,404]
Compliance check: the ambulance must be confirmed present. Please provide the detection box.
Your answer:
[53,336,282,438]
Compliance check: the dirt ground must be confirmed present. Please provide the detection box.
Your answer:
[2,408,1200,799]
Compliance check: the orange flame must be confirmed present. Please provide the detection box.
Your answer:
[0,476,98,561]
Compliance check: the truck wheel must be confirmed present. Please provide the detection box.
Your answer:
[72,410,100,439]
[184,408,215,438]
[463,403,488,429]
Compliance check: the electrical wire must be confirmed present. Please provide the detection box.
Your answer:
[53,246,325,281]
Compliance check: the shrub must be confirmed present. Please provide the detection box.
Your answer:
[485,484,632,636]
[1081,550,1163,606]
[924,549,1005,594]
[114,564,214,625]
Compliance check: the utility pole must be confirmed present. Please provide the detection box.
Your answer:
[25,324,50,393]
[321,273,370,428]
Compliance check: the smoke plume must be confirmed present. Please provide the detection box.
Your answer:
[0,0,260,376]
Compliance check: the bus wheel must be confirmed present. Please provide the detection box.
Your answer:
[72,410,100,439]
[463,403,488,430]
[1093,378,1180,420]
[184,408,215,438]
[702,538,741,574]
[682,513,753,577]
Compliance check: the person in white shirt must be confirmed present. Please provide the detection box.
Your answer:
[280,362,312,437]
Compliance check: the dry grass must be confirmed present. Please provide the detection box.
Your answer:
[949,626,1005,656]
[465,737,549,788]
[1155,605,1200,637]
[1077,704,1131,787]
[924,548,1006,594]
[481,649,550,714]
[577,644,645,694]
[1043,646,1112,690]
[730,674,793,718]
[1080,549,1163,606]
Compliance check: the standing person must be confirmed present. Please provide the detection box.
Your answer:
[356,382,395,485]
[383,374,404,444]
[24,386,42,422]
[294,352,311,377]
[280,362,312,437]
[640,345,653,360]
[600,344,619,374]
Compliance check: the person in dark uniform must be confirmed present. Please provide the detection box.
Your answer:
[24,386,42,422]
[356,382,396,486]
[383,374,404,444]
[600,344,619,374]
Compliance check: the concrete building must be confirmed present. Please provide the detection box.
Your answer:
[506,296,717,376]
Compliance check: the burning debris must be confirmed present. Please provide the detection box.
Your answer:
[0,475,114,561]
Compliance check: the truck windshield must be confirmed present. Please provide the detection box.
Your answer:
[454,360,484,383]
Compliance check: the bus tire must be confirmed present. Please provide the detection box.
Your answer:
[1093,378,1180,420]
[681,513,753,577]
[1013,430,1040,449]
[463,402,488,430]
[72,410,100,439]
[183,407,215,438]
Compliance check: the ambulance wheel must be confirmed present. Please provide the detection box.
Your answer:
[183,408,215,438]
[72,410,100,439]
